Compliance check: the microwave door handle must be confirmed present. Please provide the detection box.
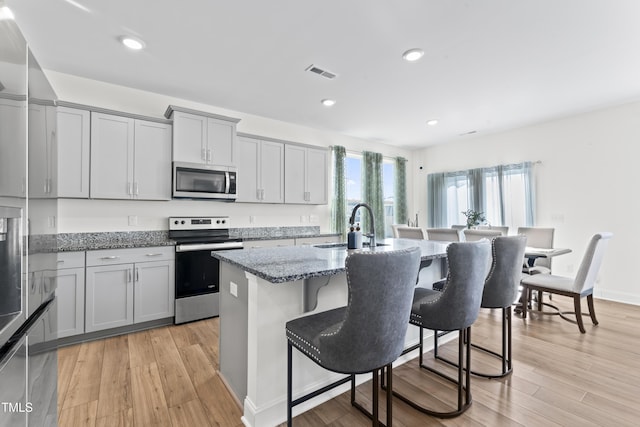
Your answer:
[225,171,230,194]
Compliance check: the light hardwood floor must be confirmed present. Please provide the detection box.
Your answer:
[58,298,640,426]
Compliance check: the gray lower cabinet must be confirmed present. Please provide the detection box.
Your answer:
[85,247,174,333]
[55,251,85,338]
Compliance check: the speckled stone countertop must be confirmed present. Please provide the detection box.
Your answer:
[211,238,449,283]
[49,226,341,252]
[230,226,340,241]
[56,231,174,252]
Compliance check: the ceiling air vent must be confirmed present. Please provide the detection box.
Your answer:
[306,64,337,80]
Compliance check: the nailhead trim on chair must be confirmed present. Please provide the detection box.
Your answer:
[286,330,322,364]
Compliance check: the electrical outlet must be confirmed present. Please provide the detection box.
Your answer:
[230,281,238,297]
[309,215,319,223]
[249,215,256,224]
[300,215,308,223]
[128,215,138,226]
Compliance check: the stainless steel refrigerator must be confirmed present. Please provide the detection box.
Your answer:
[1,15,58,427]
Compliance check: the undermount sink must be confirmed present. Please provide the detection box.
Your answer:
[314,242,390,249]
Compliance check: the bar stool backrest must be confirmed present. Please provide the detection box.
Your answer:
[318,247,421,373]
[481,235,527,308]
[416,241,491,331]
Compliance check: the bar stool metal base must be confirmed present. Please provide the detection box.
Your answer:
[383,326,473,418]
[435,307,513,379]
[287,342,394,426]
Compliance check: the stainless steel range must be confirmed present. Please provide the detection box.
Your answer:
[169,216,243,324]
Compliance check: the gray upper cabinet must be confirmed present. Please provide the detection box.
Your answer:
[236,136,284,203]
[57,107,90,198]
[284,145,328,204]
[133,120,172,200]
[166,106,240,167]
[28,103,57,198]
[90,112,171,200]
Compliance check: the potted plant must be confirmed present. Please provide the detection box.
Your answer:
[462,209,486,229]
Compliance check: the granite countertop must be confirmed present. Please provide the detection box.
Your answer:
[48,226,341,252]
[211,238,449,283]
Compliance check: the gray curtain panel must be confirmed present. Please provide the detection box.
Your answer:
[427,172,447,227]
[394,156,408,226]
[361,151,385,237]
[331,145,346,237]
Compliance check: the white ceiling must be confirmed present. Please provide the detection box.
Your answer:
[8,0,640,150]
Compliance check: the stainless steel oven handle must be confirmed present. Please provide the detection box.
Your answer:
[176,242,244,252]
[225,171,230,194]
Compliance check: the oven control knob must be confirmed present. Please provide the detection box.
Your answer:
[216,220,221,224]
[221,219,226,224]
[181,220,186,225]
[174,220,179,225]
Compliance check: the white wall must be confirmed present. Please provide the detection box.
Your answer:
[413,101,640,305]
[47,71,413,233]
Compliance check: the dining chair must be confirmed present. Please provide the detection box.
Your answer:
[517,227,555,274]
[395,226,427,239]
[426,228,460,242]
[462,228,502,241]
[389,240,491,418]
[477,225,509,236]
[520,232,612,333]
[286,247,421,426]
[435,235,527,378]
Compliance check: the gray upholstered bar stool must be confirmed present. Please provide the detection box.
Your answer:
[391,240,491,418]
[285,247,421,426]
[435,235,527,378]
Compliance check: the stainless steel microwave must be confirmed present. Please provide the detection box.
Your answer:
[172,162,237,200]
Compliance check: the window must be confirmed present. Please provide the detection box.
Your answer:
[429,162,534,230]
[344,153,396,237]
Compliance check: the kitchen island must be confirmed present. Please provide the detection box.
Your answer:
[212,238,448,427]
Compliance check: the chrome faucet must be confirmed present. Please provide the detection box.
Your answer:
[349,203,376,248]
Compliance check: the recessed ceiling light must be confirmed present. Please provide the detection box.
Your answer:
[426,119,438,126]
[0,6,15,20]
[402,48,424,62]
[120,36,145,50]
[321,99,336,107]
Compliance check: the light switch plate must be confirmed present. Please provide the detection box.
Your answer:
[128,215,138,226]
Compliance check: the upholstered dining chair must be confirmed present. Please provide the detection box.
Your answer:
[520,232,612,333]
[435,235,527,378]
[286,247,421,426]
[395,226,427,239]
[517,227,555,275]
[477,225,509,236]
[426,228,461,242]
[462,228,502,241]
[390,240,491,418]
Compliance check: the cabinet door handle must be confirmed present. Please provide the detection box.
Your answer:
[256,189,261,200]
[100,256,120,260]
[134,182,139,196]
[260,189,265,200]
[135,268,139,282]
[206,149,212,163]
[127,269,132,283]
[201,148,207,161]
[145,253,163,257]
[127,182,133,196]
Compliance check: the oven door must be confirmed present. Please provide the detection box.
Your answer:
[172,162,237,200]
[175,249,221,298]
[174,241,242,324]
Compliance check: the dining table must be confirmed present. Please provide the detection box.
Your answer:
[523,246,571,269]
